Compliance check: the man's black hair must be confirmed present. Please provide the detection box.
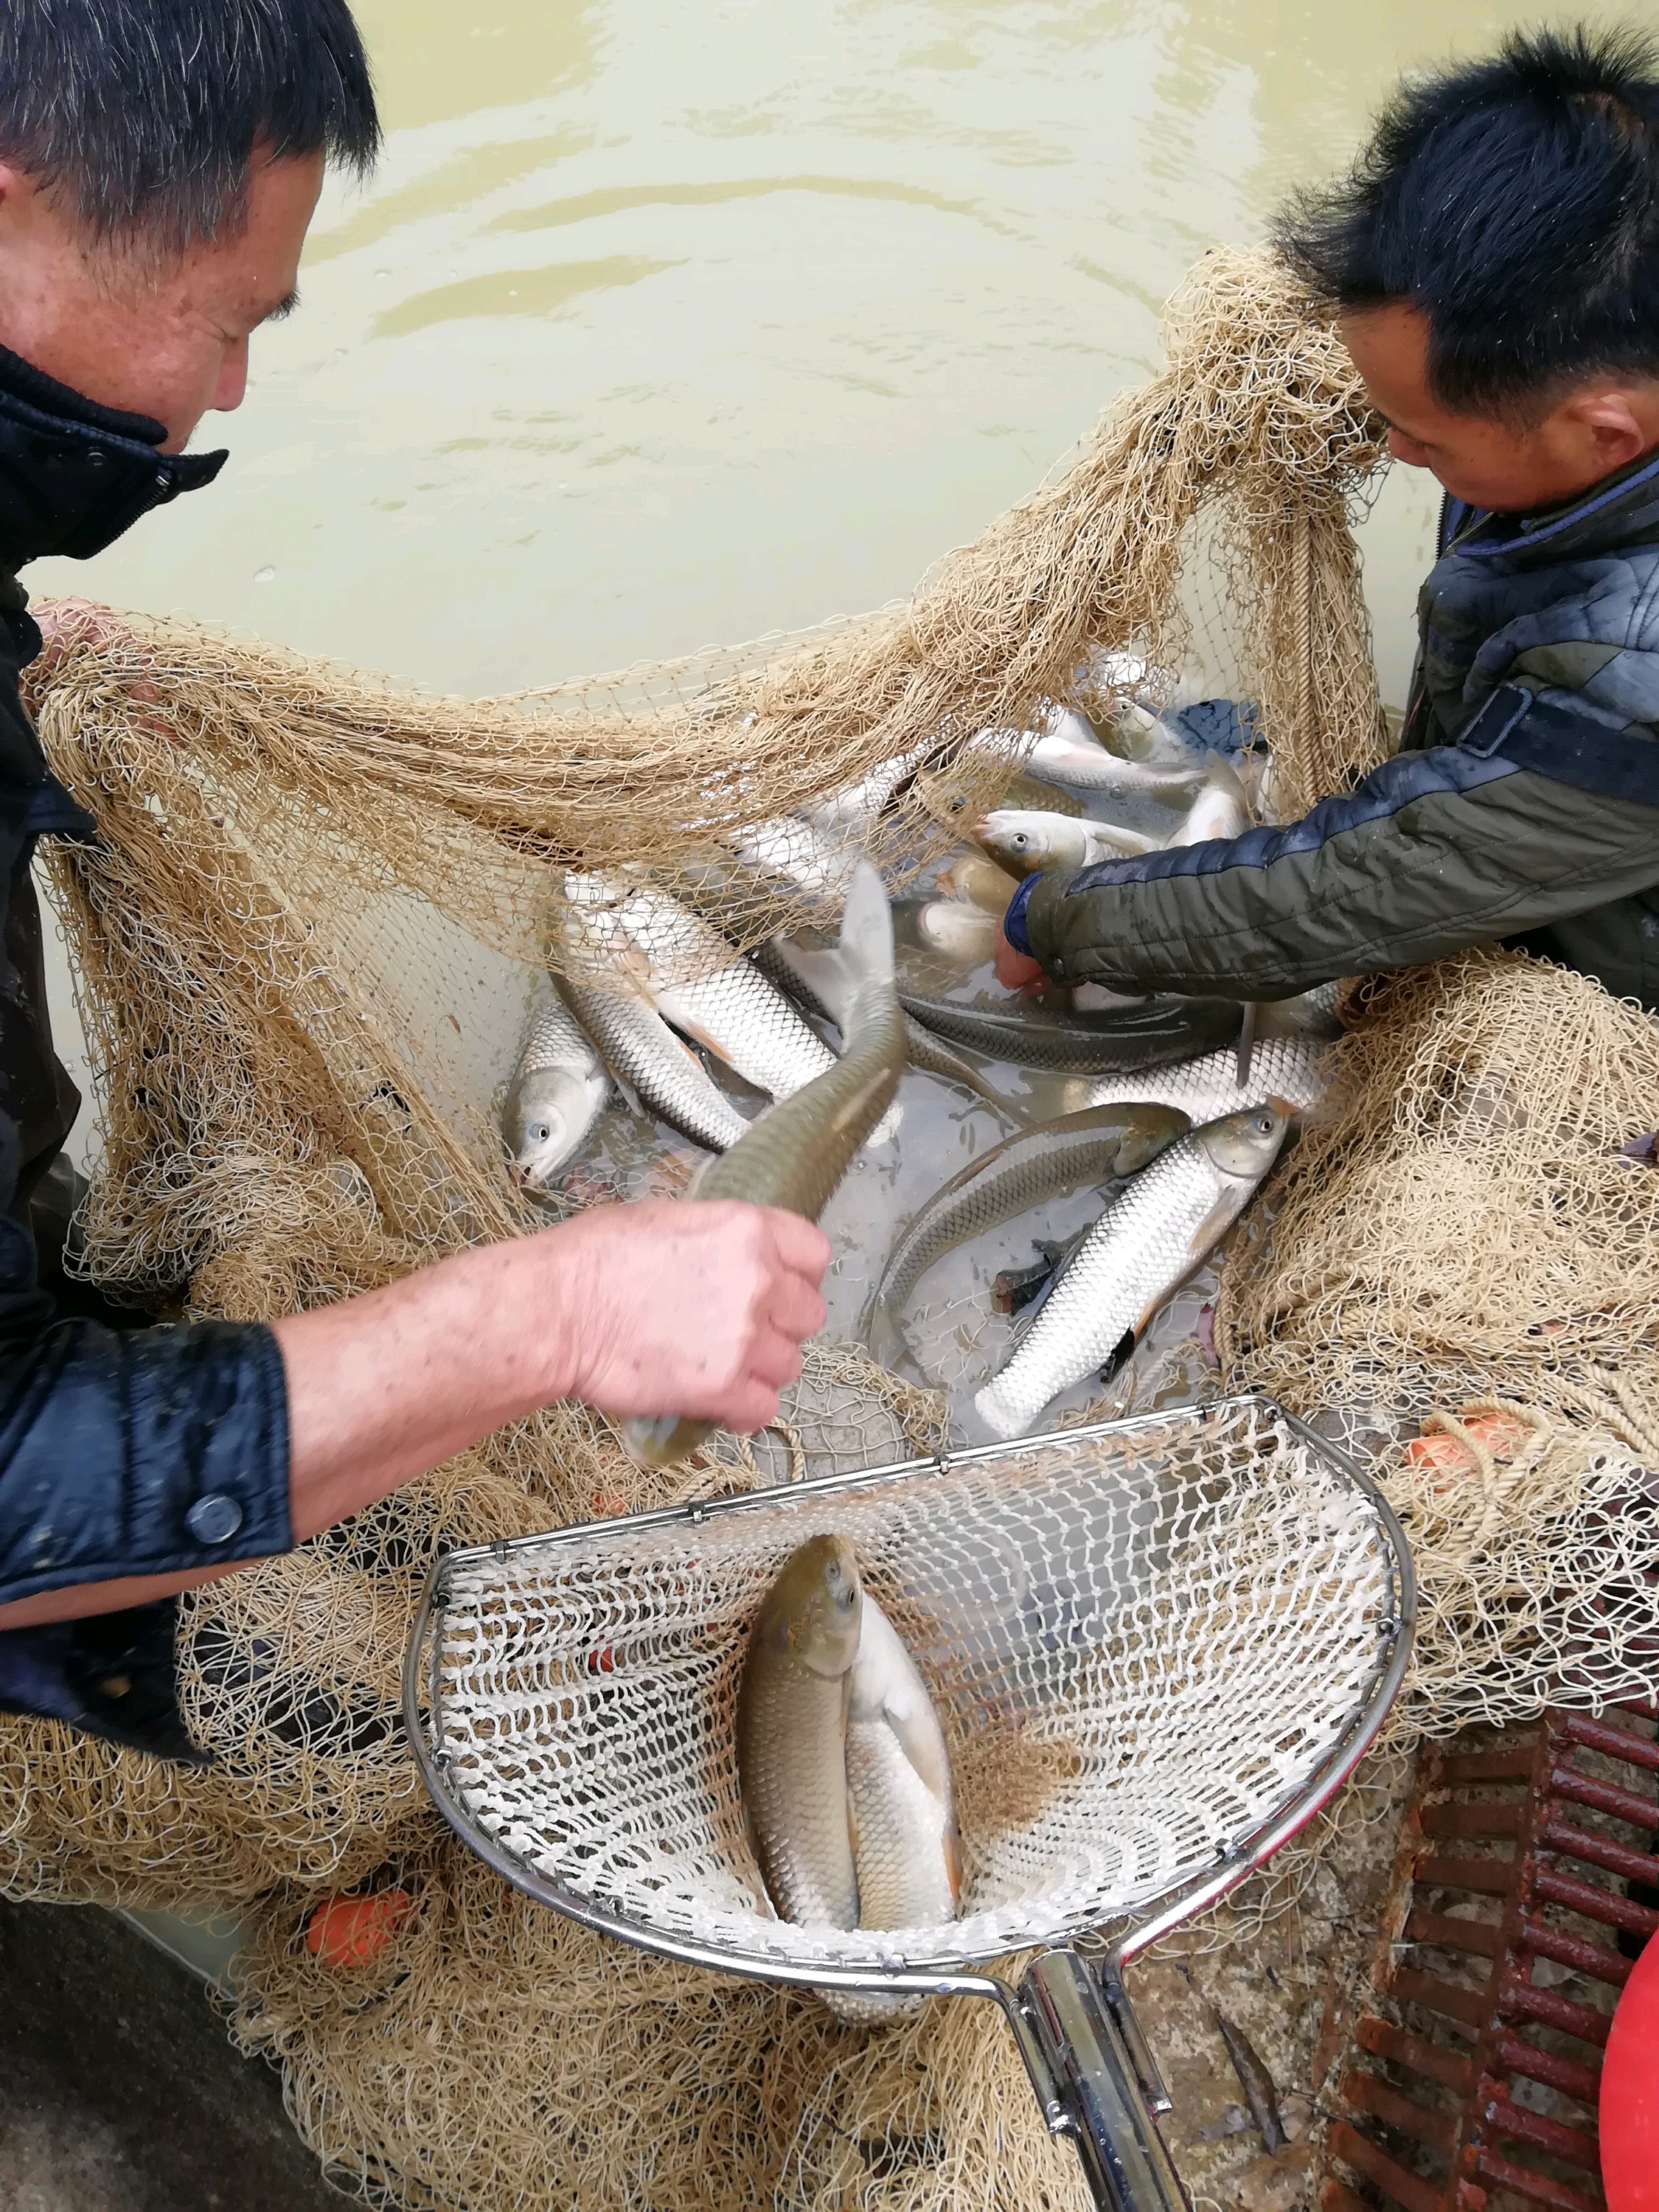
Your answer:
[1276,24,1659,420]
[0,0,380,257]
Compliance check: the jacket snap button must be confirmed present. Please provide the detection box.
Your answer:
[186,1493,243,1545]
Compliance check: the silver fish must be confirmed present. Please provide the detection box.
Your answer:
[760,931,1020,1123]
[915,900,1000,964]
[1023,731,1207,803]
[1102,698,1201,768]
[973,1102,1291,1440]
[973,807,1161,877]
[615,886,839,1103]
[1168,751,1251,848]
[622,862,906,1469]
[503,992,611,1187]
[734,812,860,902]
[560,978,749,1152]
[1083,1034,1331,1120]
[868,1101,1191,1343]
[737,1534,863,1930]
[933,851,1020,913]
[846,1593,960,1935]
[899,990,1240,1075]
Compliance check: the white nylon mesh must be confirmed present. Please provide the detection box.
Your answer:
[425,1399,1399,1973]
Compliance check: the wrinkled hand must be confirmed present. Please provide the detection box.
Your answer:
[548,1198,830,1432]
[994,915,1046,992]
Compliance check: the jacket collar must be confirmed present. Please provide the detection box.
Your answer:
[1444,444,1659,566]
[0,342,227,569]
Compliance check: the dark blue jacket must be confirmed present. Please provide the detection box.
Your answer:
[1009,452,1659,1009]
[0,348,292,1760]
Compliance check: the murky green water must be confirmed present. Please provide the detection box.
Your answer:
[31,0,1614,706]
[30,0,1616,1425]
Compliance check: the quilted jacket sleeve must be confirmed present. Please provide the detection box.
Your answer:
[1011,704,1659,1001]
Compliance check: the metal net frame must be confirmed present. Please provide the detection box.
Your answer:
[408,1396,1412,1990]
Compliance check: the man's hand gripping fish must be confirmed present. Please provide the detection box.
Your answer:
[620,862,905,1470]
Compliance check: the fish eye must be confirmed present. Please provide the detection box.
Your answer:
[529,1120,551,1143]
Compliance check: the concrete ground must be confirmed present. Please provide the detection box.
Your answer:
[0,1893,340,2212]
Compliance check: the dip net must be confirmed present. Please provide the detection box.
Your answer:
[6,241,1623,2211]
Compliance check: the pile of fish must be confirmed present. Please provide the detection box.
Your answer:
[501,664,1339,1448]
[737,1533,958,2002]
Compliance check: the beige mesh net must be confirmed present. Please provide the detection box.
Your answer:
[0,244,1429,2208]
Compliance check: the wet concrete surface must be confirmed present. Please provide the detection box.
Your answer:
[0,1894,338,2212]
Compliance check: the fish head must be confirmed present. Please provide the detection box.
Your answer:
[972,812,1061,877]
[506,1069,594,1187]
[764,1534,864,1678]
[917,901,998,962]
[1196,1099,1292,1179]
[1108,1102,1193,1173]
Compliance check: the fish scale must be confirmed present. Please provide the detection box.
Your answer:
[1084,1034,1329,1119]
[973,1106,1289,1440]
[560,978,748,1152]
[867,1102,1191,1340]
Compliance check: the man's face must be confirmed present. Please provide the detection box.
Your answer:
[0,148,324,451]
[1341,301,1659,514]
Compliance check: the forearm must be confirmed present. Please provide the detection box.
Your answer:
[273,1228,580,1543]
[0,1198,828,1631]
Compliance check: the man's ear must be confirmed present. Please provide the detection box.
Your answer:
[1550,385,1659,473]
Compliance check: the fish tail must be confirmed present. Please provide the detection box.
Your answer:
[834,861,896,1038]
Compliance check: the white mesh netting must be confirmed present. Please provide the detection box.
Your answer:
[422,1398,1405,1975]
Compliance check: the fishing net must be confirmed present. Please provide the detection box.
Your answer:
[2,242,1399,2209]
[1215,948,1659,1746]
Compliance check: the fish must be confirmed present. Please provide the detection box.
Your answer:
[1082,1034,1331,1119]
[559,978,751,1152]
[613,886,840,1104]
[973,1102,1291,1439]
[1022,729,1208,804]
[1168,750,1251,848]
[1102,698,1202,768]
[914,900,1000,964]
[734,812,860,903]
[737,1534,863,1930]
[973,808,1161,877]
[622,861,907,1468]
[899,990,1240,1075]
[503,992,612,1187]
[1214,2011,1287,2153]
[933,852,1020,913]
[866,1102,1191,1343]
[845,1592,960,1935]
[759,930,1022,1123]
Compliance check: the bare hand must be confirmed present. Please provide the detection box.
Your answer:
[548,1199,830,1433]
[994,917,1046,992]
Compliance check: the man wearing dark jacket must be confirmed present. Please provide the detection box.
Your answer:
[0,1,829,1756]
[999,27,1659,1015]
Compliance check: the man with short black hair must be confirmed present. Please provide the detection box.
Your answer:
[0,1,830,1756]
[998,26,1659,1014]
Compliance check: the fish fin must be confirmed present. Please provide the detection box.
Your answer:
[846,1792,860,1867]
[943,1821,963,1906]
[883,1703,953,1805]
[1100,1326,1138,1385]
[1185,1189,1242,1260]
[1203,747,1251,816]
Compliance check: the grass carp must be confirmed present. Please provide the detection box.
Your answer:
[866,1101,1190,1344]
[559,978,748,1152]
[973,807,1161,876]
[933,852,1020,913]
[758,928,1022,1124]
[1082,1034,1330,1119]
[614,885,840,1104]
[899,990,1240,1074]
[504,992,611,1187]
[622,862,906,1469]
[1023,729,1207,803]
[914,900,1000,964]
[973,1102,1290,1440]
[737,1534,863,1930]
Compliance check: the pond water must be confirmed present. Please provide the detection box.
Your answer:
[27,0,1603,1433]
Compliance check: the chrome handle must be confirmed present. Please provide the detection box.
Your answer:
[1018,1950,1188,2212]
